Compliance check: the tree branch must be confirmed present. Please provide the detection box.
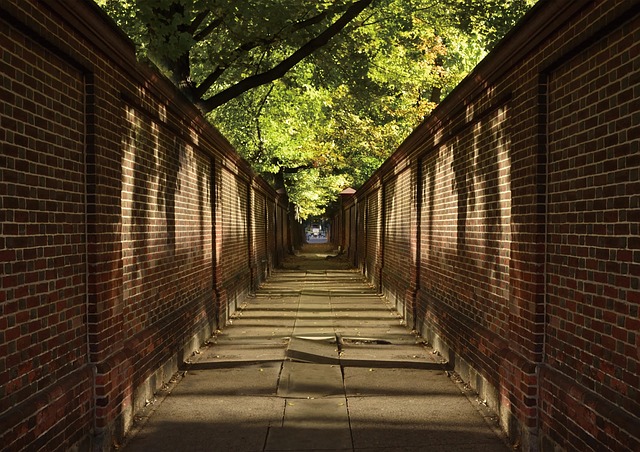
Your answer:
[193,66,228,99]
[193,15,224,42]
[290,6,339,31]
[192,38,266,98]
[188,10,210,35]
[253,84,275,161]
[192,4,346,97]
[198,0,374,112]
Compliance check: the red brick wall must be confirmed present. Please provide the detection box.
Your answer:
[347,203,358,265]
[216,165,249,323]
[342,0,640,450]
[415,95,517,433]
[381,168,413,319]
[364,189,382,288]
[541,7,640,450]
[0,4,94,449]
[0,0,290,450]
[275,202,287,264]
[251,188,269,286]
[113,95,220,438]
[356,196,367,268]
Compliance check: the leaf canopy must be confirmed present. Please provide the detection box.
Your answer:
[98,0,536,218]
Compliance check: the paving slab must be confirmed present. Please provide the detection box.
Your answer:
[348,396,507,451]
[278,361,344,398]
[339,344,439,370]
[193,343,287,365]
[124,388,283,452]
[266,399,352,451]
[293,324,336,336]
[179,361,282,396]
[286,337,340,365]
[344,367,451,397]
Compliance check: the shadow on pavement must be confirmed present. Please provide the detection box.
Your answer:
[280,243,354,271]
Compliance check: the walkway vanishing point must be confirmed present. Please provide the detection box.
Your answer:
[120,245,510,451]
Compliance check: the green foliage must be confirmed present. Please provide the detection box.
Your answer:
[455,0,538,49]
[98,0,536,219]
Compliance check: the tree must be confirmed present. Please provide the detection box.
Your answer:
[98,0,533,113]
[98,0,536,218]
[99,0,376,112]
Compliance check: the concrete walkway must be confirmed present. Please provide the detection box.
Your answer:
[122,246,510,451]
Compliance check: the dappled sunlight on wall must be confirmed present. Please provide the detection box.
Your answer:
[417,96,515,434]
[364,189,382,286]
[216,165,250,319]
[121,100,214,338]
[382,168,412,316]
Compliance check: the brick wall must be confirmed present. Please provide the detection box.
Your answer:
[0,3,94,449]
[347,203,358,265]
[541,6,640,449]
[251,188,270,286]
[0,0,290,450]
[341,0,640,450]
[216,165,250,323]
[381,167,413,321]
[355,195,366,269]
[364,189,382,288]
[344,205,360,262]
